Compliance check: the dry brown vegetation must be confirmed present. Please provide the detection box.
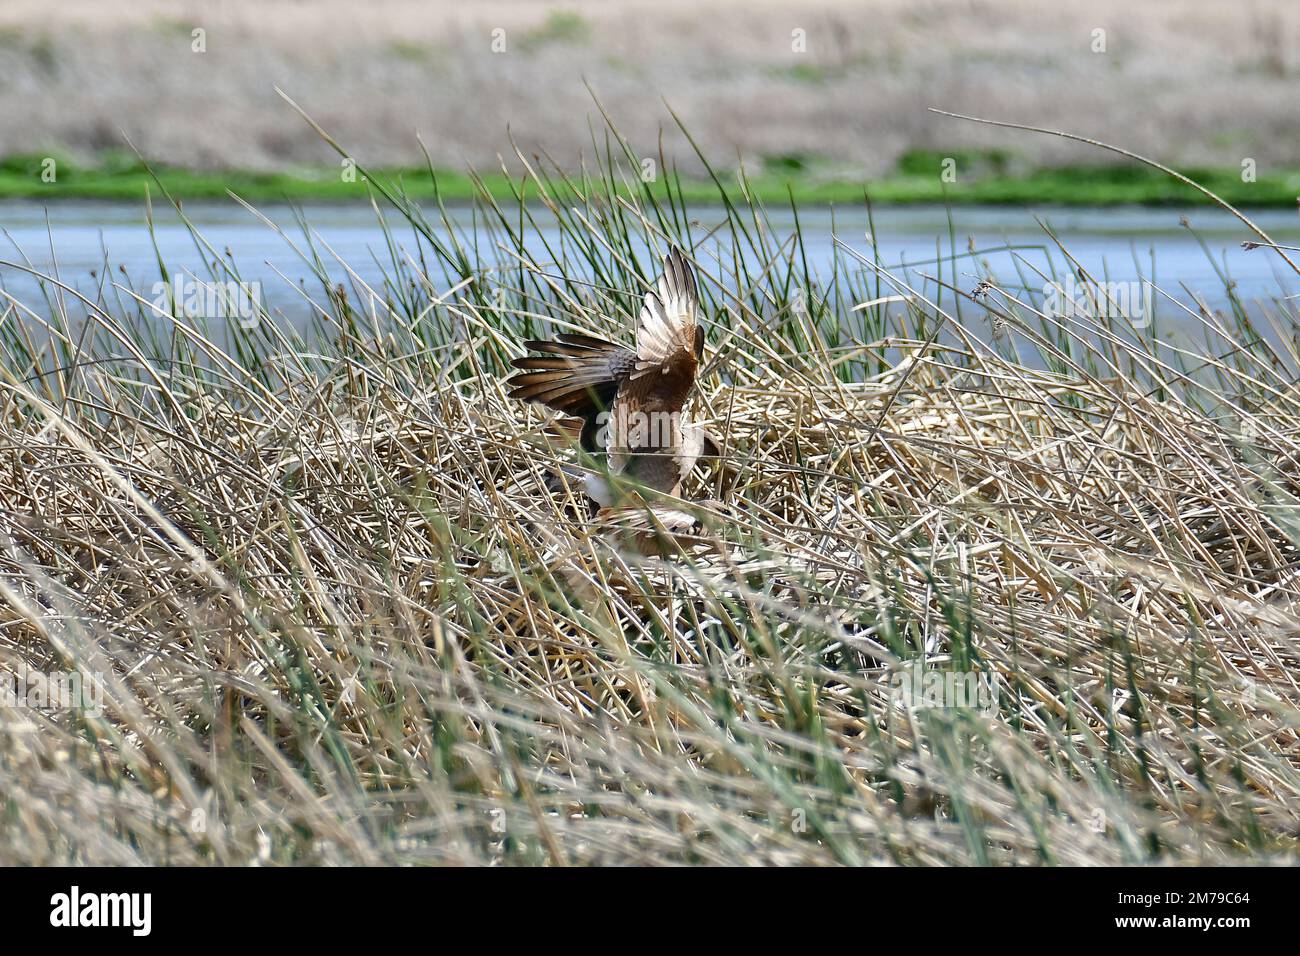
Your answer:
[0,129,1297,862]
[1,0,1298,175]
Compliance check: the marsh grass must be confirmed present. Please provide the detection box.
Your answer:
[0,109,1297,865]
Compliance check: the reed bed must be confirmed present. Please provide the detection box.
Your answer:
[0,120,1297,865]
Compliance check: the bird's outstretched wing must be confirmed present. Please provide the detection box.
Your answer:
[507,333,636,416]
[631,246,704,379]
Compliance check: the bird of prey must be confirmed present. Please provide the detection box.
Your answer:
[507,246,710,512]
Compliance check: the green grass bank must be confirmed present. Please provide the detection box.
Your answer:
[2,150,1298,206]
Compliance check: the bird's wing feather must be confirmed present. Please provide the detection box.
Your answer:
[507,336,636,418]
[632,246,698,377]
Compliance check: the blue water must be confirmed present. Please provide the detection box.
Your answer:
[0,199,1296,335]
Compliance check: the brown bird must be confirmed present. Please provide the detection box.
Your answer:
[507,246,709,510]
